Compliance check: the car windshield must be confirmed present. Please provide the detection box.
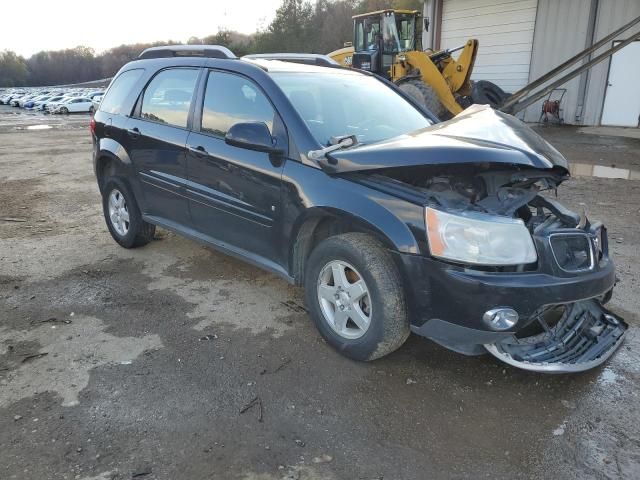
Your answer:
[271,71,432,146]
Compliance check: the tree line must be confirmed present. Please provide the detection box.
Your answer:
[0,0,421,87]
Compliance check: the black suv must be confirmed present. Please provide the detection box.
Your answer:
[91,45,626,373]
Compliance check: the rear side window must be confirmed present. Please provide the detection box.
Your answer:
[140,68,199,128]
[99,69,144,115]
[201,71,274,137]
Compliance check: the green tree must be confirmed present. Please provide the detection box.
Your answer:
[253,0,315,52]
[312,0,358,53]
[0,51,29,87]
[201,30,253,56]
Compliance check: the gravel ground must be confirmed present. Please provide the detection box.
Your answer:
[0,105,639,480]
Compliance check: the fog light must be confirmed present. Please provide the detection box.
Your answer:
[483,307,519,330]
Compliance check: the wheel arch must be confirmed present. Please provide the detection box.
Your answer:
[288,207,413,286]
[94,138,135,194]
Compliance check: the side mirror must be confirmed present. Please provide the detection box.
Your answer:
[225,122,283,154]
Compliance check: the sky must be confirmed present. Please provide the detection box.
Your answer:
[0,0,283,57]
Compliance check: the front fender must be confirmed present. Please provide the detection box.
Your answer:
[282,161,425,269]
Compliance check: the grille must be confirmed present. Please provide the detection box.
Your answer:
[550,233,594,272]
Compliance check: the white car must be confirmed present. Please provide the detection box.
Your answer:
[41,96,69,111]
[91,95,103,112]
[50,97,94,114]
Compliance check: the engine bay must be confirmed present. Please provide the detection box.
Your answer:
[368,163,584,232]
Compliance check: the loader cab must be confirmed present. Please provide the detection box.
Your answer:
[352,9,420,78]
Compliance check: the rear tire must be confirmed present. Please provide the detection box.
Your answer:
[304,233,410,361]
[398,79,448,118]
[102,176,155,248]
[61,107,69,114]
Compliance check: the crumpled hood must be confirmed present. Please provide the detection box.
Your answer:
[320,104,569,174]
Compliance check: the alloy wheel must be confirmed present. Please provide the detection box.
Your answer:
[107,188,130,236]
[317,260,372,339]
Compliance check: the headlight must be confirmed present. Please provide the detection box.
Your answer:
[425,207,537,266]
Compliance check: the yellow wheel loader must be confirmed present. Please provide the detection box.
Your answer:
[328,9,507,118]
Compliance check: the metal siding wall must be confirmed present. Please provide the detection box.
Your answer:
[523,0,592,123]
[440,0,538,92]
[582,0,640,126]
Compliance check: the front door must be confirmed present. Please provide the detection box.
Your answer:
[126,67,200,224]
[601,41,640,127]
[186,70,286,264]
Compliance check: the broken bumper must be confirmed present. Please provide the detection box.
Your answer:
[484,300,627,373]
[396,252,626,371]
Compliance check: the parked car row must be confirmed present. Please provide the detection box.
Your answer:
[0,87,104,114]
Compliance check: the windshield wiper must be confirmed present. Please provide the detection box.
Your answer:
[308,134,358,161]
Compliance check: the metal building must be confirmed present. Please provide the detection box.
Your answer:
[423,0,640,126]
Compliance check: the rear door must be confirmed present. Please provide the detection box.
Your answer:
[125,67,200,225]
[185,70,286,264]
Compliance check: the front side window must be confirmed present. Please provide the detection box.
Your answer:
[355,18,381,51]
[99,68,144,115]
[355,22,365,51]
[140,68,199,128]
[365,19,381,51]
[201,71,274,137]
[272,71,432,146]
[397,15,415,51]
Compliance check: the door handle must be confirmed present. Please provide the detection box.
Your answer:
[127,127,140,139]
[189,145,207,157]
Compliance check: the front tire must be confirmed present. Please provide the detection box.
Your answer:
[61,107,69,114]
[304,233,409,361]
[102,177,155,248]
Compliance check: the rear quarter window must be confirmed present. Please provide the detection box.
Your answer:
[99,69,144,115]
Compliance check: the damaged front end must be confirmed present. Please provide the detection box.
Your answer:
[330,106,627,372]
[361,162,627,372]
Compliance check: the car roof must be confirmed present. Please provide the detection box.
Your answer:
[243,53,339,66]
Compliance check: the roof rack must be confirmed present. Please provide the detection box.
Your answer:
[138,45,237,60]
[243,53,339,67]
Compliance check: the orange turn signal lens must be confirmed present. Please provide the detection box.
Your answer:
[425,207,445,256]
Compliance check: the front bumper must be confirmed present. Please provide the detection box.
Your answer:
[484,300,627,372]
[395,251,626,371]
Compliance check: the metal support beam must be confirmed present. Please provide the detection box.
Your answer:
[503,30,640,114]
[501,14,640,112]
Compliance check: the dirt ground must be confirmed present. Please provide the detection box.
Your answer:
[0,105,639,480]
